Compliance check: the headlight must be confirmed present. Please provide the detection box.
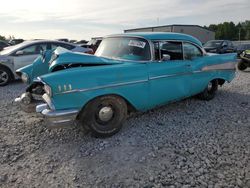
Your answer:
[44,84,52,97]
[21,73,29,83]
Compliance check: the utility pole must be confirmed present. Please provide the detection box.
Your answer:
[157,17,160,25]
[239,28,241,41]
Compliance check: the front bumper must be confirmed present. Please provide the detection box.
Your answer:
[14,92,42,113]
[36,103,79,128]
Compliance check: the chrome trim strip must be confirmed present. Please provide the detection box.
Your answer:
[55,79,148,95]
[54,62,235,95]
[149,72,190,80]
[202,62,236,71]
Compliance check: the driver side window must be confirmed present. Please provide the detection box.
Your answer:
[183,43,202,60]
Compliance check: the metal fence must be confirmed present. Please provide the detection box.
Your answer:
[233,40,250,46]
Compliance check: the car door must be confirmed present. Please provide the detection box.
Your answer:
[182,42,210,95]
[148,41,191,108]
[12,43,47,71]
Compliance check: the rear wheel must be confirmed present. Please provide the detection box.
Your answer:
[79,95,127,138]
[0,67,12,86]
[197,80,218,101]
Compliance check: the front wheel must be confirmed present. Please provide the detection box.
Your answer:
[79,95,127,138]
[197,80,218,101]
[0,67,12,86]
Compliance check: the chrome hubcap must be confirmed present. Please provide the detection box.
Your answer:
[98,106,114,122]
[207,82,213,91]
[0,71,8,84]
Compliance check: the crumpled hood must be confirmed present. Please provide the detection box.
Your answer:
[49,48,122,70]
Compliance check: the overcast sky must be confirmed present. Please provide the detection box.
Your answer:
[0,0,249,40]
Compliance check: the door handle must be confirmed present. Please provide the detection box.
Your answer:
[186,64,191,67]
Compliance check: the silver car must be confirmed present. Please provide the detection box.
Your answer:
[0,40,91,86]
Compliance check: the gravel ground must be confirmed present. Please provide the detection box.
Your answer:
[0,70,250,188]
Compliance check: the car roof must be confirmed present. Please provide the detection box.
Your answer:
[21,40,75,46]
[106,32,203,47]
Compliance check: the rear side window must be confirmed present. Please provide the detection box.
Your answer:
[154,41,183,61]
[183,43,202,60]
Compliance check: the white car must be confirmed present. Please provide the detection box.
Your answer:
[0,40,92,86]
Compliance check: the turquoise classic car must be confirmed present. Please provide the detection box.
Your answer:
[15,32,237,137]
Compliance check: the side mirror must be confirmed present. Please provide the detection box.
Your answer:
[16,50,24,56]
[222,44,227,48]
[161,54,171,61]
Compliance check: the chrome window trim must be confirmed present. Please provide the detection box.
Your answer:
[96,35,155,62]
[151,39,205,62]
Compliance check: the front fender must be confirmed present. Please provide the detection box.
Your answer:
[16,64,34,84]
[16,51,52,84]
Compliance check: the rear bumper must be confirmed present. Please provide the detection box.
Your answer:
[36,103,79,128]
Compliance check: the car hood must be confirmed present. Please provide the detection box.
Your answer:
[49,48,124,70]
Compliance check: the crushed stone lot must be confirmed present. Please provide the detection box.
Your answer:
[0,70,250,188]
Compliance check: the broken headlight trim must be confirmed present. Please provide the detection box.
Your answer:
[21,73,29,83]
[44,84,52,97]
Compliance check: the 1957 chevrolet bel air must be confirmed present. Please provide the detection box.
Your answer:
[15,32,237,137]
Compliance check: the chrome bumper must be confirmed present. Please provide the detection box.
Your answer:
[36,103,79,128]
[14,92,42,113]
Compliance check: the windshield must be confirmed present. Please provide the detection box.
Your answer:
[95,37,151,61]
[0,42,28,55]
[204,41,222,48]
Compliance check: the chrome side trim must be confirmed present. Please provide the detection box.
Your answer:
[54,62,235,95]
[149,72,190,80]
[202,62,236,71]
[55,79,148,95]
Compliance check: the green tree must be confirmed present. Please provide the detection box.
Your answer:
[206,20,250,40]
[0,35,6,41]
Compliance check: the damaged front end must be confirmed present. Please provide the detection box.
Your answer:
[14,79,46,113]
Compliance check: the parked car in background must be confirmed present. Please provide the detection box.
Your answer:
[236,44,250,57]
[238,50,250,71]
[0,40,91,86]
[0,40,9,51]
[15,47,88,85]
[204,40,236,54]
[8,39,24,46]
[56,38,69,42]
[15,32,237,137]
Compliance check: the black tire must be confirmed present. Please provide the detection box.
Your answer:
[0,66,12,86]
[197,80,218,101]
[79,95,127,138]
[237,60,248,71]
